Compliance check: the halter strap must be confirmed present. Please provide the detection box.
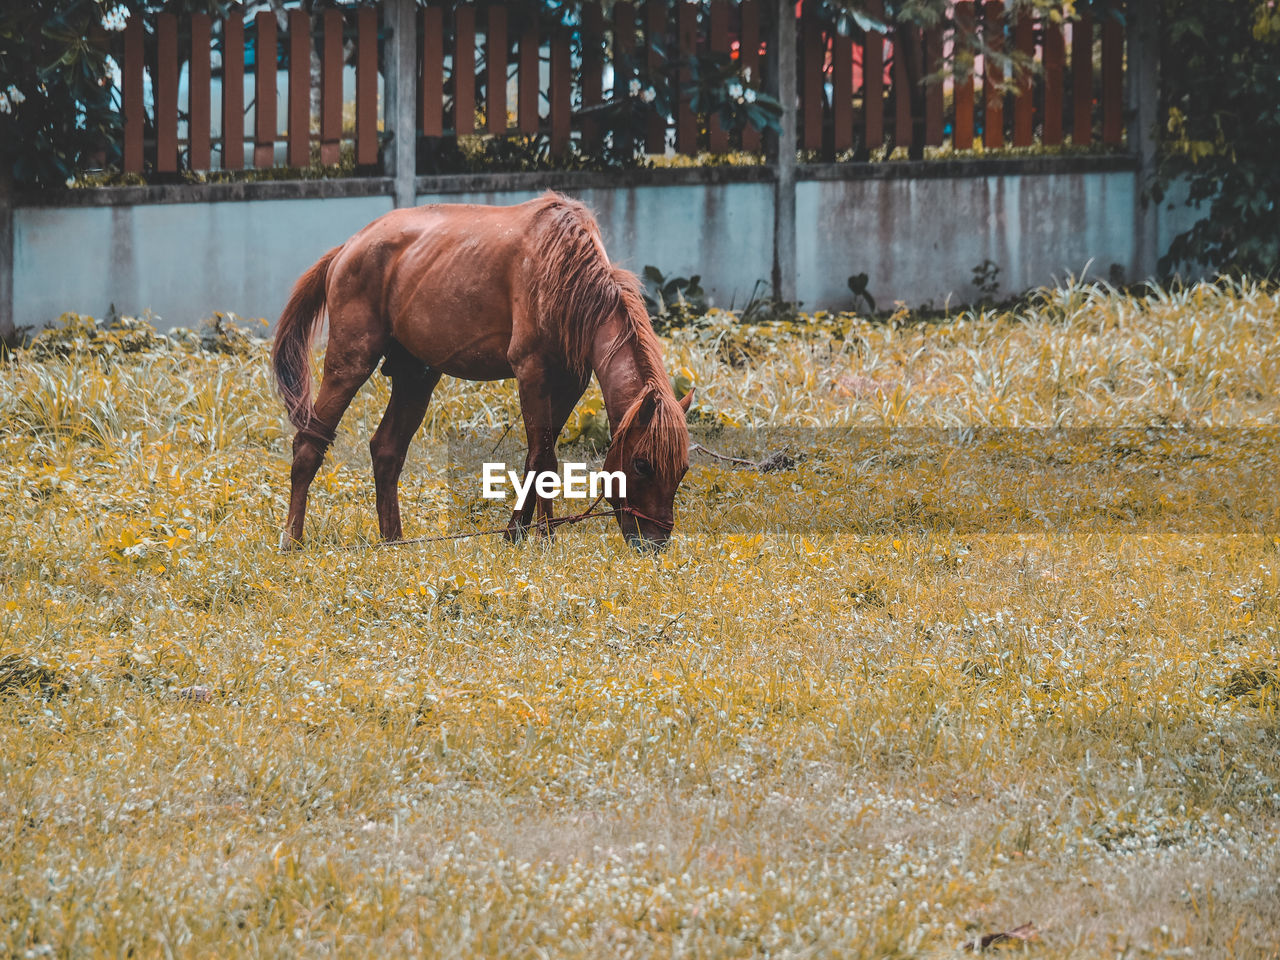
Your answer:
[618,502,675,532]
[523,492,674,535]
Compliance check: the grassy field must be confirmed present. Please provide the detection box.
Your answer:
[2,282,1278,958]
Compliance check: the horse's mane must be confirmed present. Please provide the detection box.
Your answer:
[530,192,688,478]
[530,192,661,378]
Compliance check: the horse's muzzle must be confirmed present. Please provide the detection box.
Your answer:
[617,509,672,552]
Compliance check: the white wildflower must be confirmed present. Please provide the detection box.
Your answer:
[0,93,10,115]
[744,87,757,104]
[629,78,642,97]
[7,85,25,105]
[641,86,656,104]
[101,6,128,31]
[728,81,744,100]
[743,66,752,83]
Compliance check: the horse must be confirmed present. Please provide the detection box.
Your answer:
[271,192,693,550]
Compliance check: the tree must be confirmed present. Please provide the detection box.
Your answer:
[1,1,125,188]
[1155,0,1280,277]
[1,0,234,188]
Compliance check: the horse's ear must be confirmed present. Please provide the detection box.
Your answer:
[679,388,695,415]
[636,389,659,423]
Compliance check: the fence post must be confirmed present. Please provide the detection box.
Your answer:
[385,0,418,207]
[0,170,12,342]
[1127,0,1160,279]
[766,0,797,304]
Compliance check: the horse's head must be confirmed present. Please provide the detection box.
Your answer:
[604,385,694,551]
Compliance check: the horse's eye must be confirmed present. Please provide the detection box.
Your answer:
[633,457,654,478]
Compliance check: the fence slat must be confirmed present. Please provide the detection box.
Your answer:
[517,17,537,133]
[422,6,444,137]
[1101,5,1123,144]
[863,0,884,153]
[1012,10,1033,147]
[156,13,178,172]
[1042,13,1064,145]
[983,0,1003,149]
[222,15,244,169]
[254,12,277,168]
[708,0,729,153]
[322,9,344,160]
[356,6,378,163]
[739,0,760,151]
[550,28,570,155]
[953,1,975,149]
[487,5,507,134]
[892,29,911,152]
[122,16,143,172]
[581,2,603,150]
[190,14,212,170]
[645,0,666,153]
[832,31,853,154]
[800,2,822,152]
[676,2,697,154]
[288,10,310,167]
[1071,8,1092,145]
[614,2,635,155]
[924,24,943,146]
[454,5,476,136]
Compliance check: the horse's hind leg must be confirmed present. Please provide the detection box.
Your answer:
[283,330,386,547]
[370,346,441,541]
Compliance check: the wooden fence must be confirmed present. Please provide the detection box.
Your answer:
[113,0,1128,177]
[800,0,1126,154]
[121,7,383,172]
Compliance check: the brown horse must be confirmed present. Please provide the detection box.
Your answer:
[272,192,692,550]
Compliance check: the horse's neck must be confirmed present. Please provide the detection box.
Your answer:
[589,317,656,428]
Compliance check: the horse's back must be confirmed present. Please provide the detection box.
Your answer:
[325,197,560,381]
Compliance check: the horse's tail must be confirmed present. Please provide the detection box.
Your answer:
[272,246,340,430]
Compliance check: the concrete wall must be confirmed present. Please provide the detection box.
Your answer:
[798,171,1138,309]
[15,194,393,330]
[795,168,1208,310]
[10,160,1198,332]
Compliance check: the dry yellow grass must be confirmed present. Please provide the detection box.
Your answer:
[1,281,1278,958]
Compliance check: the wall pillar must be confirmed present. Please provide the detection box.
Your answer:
[384,0,418,208]
[0,171,13,342]
[766,0,797,304]
[1128,0,1160,279]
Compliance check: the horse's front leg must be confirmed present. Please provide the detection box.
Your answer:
[505,361,587,542]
